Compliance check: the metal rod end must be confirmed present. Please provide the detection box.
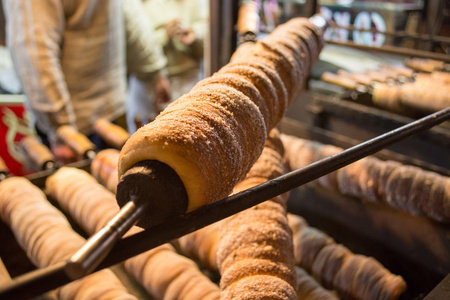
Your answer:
[116,160,188,229]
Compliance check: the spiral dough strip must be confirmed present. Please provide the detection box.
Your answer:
[118,17,323,212]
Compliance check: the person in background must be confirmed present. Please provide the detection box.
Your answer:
[127,0,208,133]
[3,0,171,163]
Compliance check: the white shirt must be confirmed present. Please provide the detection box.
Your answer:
[3,0,167,137]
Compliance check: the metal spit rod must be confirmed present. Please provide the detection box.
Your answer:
[1,106,449,300]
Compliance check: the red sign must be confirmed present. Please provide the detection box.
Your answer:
[0,99,34,176]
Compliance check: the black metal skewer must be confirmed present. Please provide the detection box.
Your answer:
[1,106,449,300]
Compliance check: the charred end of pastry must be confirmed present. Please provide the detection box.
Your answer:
[116,160,188,229]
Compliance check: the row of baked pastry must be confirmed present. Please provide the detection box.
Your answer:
[46,166,220,300]
[215,129,297,299]
[288,214,406,300]
[280,133,450,223]
[320,56,449,116]
[0,176,138,300]
[372,71,450,114]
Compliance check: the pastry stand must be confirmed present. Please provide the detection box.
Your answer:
[1,106,449,300]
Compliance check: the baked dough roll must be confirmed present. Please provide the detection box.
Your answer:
[46,167,120,234]
[400,81,450,114]
[284,17,325,51]
[90,148,120,194]
[337,157,450,223]
[337,69,373,86]
[281,133,450,223]
[56,125,96,158]
[281,133,341,190]
[380,65,415,79]
[218,61,288,129]
[123,227,220,300]
[0,176,137,300]
[175,220,222,272]
[0,156,7,174]
[190,72,272,131]
[288,214,406,300]
[404,58,445,73]
[321,71,359,90]
[372,84,403,113]
[175,217,338,300]
[264,30,309,76]
[20,135,55,171]
[93,118,130,149]
[217,129,298,299]
[120,84,266,211]
[118,17,323,213]
[431,71,450,83]
[295,267,338,300]
[230,40,301,104]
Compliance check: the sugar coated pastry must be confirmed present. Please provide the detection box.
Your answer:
[118,18,323,213]
[281,133,450,223]
[288,214,406,300]
[90,148,120,194]
[217,129,298,299]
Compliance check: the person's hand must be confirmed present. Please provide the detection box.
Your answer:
[50,140,78,165]
[154,77,171,111]
[165,19,182,40]
[177,28,196,46]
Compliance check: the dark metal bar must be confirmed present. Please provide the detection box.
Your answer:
[0,261,67,300]
[65,200,147,279]
[2,107,449,299]
[207,0,239,75]
[310,0,318,18]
